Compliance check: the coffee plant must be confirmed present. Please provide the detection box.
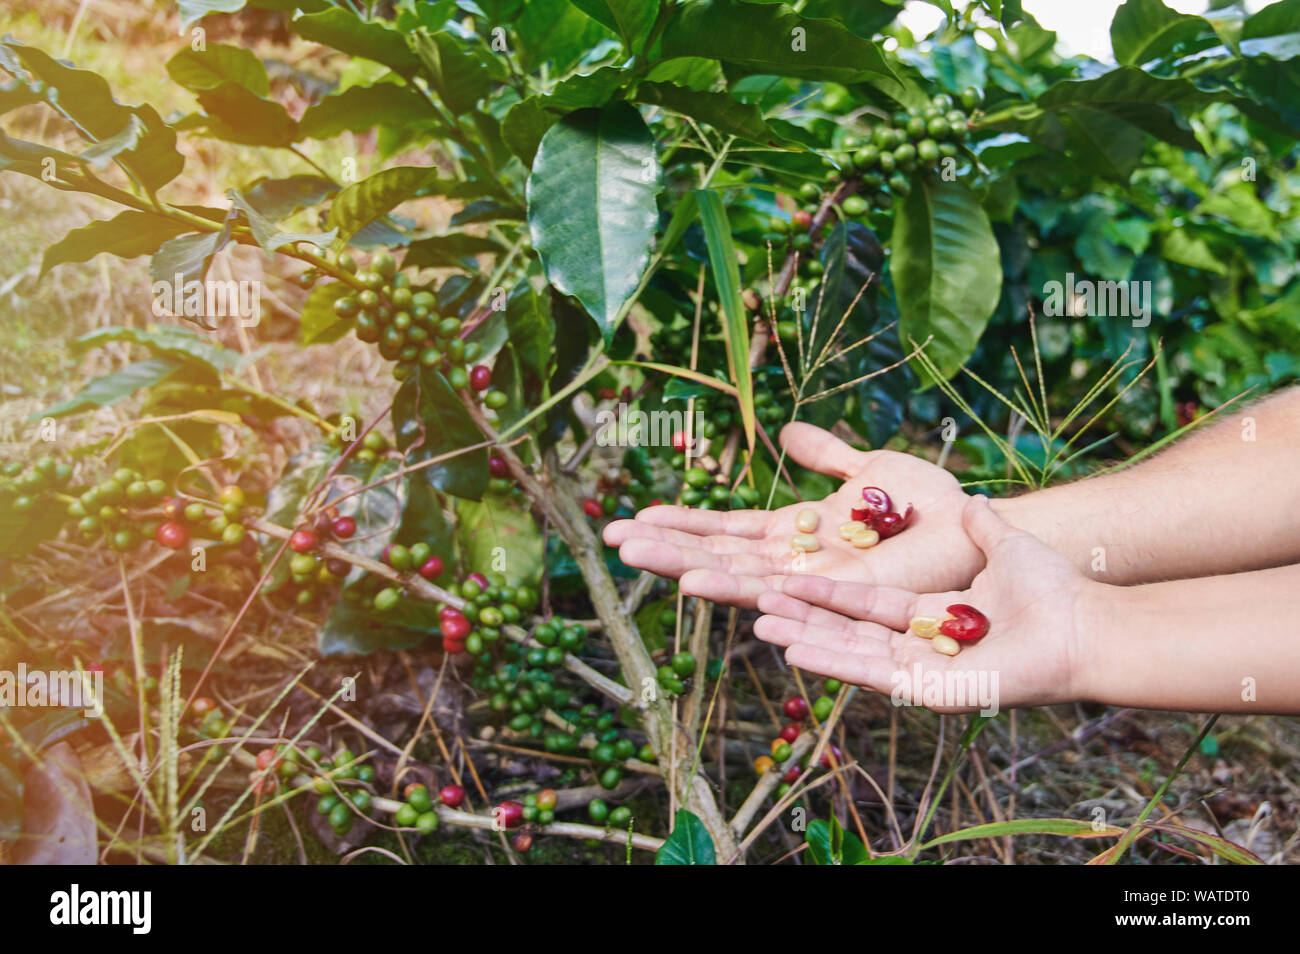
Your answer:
[1,0,1297,864]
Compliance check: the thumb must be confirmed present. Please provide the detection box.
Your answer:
[779,422,866,481]
[961,495,1021,558]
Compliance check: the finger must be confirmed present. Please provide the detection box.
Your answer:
[777,575,916,631]
[630,504,769,538]
[783,643,902,695]
[754,614,894,656]
[617,537,774,581]
[961,495,1025,558]
[679,569,775,608]
[602,519,763,557]
[756,591,887,636]
[779,422,867,481]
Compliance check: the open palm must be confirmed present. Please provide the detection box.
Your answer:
[749,496,1091,711]
[603,422,985,608]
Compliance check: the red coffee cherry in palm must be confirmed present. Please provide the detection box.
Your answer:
[155,522,189,550]
[849,506,873,525]
[874,504,915,540]
[440,609,471,642]
[439,784,465,808]
[583,498,603,519]
[779,723,800,743]
[418,556,445,579]
[860,486,892,516]
[469,365,492,392]
[290,529,318,553]
[495,800,524,829]
[488,454,508,477]
[331,516,356,539]
[939,604,989,642]
[783,696,809,721]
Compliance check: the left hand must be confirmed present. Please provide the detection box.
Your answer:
[743,496,1097,712]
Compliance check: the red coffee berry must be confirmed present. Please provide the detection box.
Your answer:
[783,696,809,721]
[649,498,663,506]
[849,506,873,525]
[874,504,914,540]
[792,209,813,229]
[597,386,617,400]
[488,454,508,477]
[779,723,800,743]
[939,603,989,642]
[331,516,356,539]
[440,784,465,808]
[819,743,844,769]
[782,765,800,784]
[418,556,445,579]
[468,571,489,590]
[583,498,603,519]
[860,486,892,515]
[443,639,465,655]
[469,365,492,391]
[155,521,189,550]
[495,800,524,829]
[256,748,280,772]
[671,430,690,453]
[512,831,534,853]
[441,609,471,641]
[289,529,318,553]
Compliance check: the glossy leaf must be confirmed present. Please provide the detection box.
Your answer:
[292,8,421,76]
[635,83,785,145]
[40,211,197,277]
[527,104,659,341]
[456,495,544,586]
[37,358,186,419]
[655,809,716,865]
[892,176,1002,382]
[403,233,503,268]
[165,44,269,96]
[298,83,432,139]
[1110,0,1207,66]
[570,0,659,52]
[806,817,870,865]
[298,282,356,345]
[392,366,489,500]
[327,166,453,244]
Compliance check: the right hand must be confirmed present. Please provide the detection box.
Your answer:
[603,422,987,608]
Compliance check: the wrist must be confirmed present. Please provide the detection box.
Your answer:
[1068,578,1133,705]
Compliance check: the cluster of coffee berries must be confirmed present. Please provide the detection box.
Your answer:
[753,686,844,797]
[306,747,376,836]
[369,539,449,613]
[327,424,390,463]
[391,782,464,836]
[3,454,74,513]
[675,457,760,512]
[909,604,990,657]
[281,507,362,604]
[838,486,913,550]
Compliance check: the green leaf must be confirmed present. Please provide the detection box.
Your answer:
[505,280,556,382]
[635,83,785,145]
[3,40,184,189]
[1160,228,1228,275]
[654,809,716,864]
[1110,0,1207,66]
[806,817,869,865]
[922,817,1116,850]
[194,83,298,147]
[319,597,428,656]
[403,233,503,268]
[73,325,240,374]
[515,0,618,73]
[694,189,755,452]
[502,96,554,166]
[177,0,248,31]
[392,366,489,500]
[229,190,335,253]
[241,174,338,220]
[455,495,543,586]
[395,477,455,583]
[298,83,432,140]
[327,166,453,245]
[40,211,196,277]
[527,104,659,341]
[291,8,421,76]
[298,282,356,345]
[570,0,659,52]
[149,230,230,291]
[165,44,269,96]
[410,28,492,114]
[892,176,1002,382]
[37,358,185,419]
[659,0,896,85]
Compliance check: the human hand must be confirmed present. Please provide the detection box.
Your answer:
[748,496,1095,712]
[603,422,983,608]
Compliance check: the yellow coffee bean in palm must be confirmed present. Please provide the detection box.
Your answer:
[850,529,879,549]
[795,508,819,533]
[910,615,942,638]
[791,533,820,552]
[839,520,867,540]
[931,635,960,656]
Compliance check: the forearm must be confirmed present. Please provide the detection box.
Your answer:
[1077,564,1300,714]
[993,387,1300,584]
